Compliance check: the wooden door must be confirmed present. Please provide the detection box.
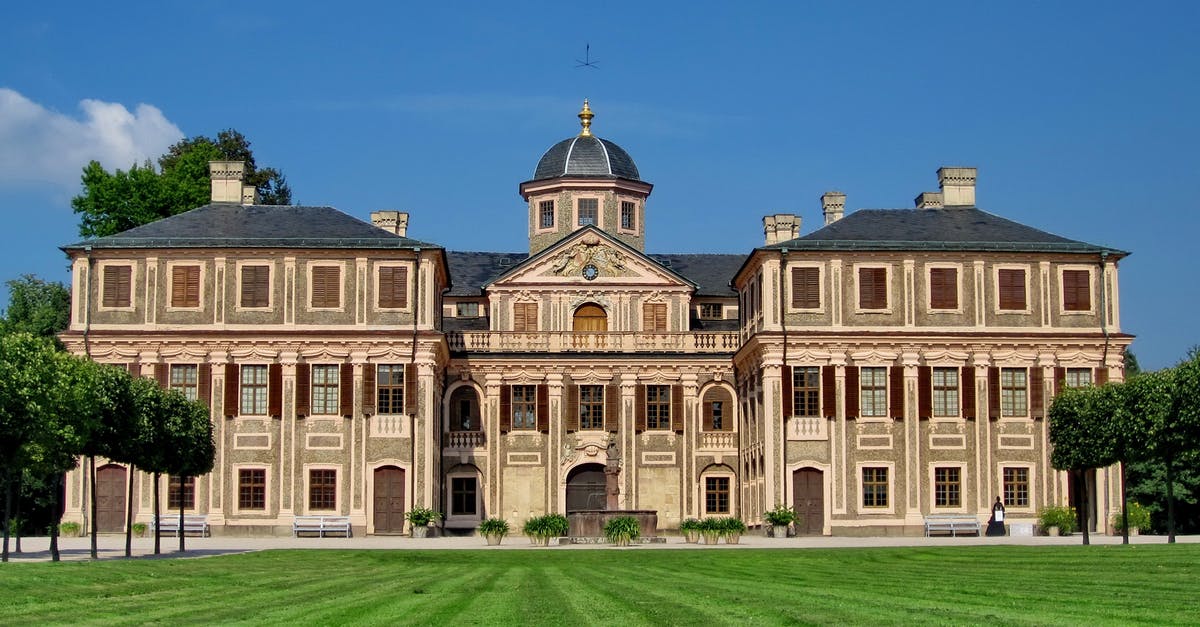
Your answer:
[96,465,127,532]
[792,468,824,535]
[373,466,406,533]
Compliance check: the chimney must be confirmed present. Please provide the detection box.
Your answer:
[763,214,800,245]
[914,191,944,209]
[937,167,977,207]
[821,191,846,226]
[209,161,246,204]
[241,185,260,205]
[371,210,409,237]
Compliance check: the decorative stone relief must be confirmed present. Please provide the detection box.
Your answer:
[548,236,631,278]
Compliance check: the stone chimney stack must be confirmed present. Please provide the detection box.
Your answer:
[209,161,246,204]
[763,214,801,245]
[241,185,260,205]
[821,191,846,226]
[937,167,977,207]
[914,191,944,209]
[371,210,409,237]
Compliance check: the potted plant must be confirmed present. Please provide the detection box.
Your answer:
[131,522,148,538]
[680,518,701,543]
[1111,502,1151,535]
[604,516,641,547]
[698,517,721,545]
[764,505,795,538]
[522,513,569,546]
[406,507,442,538]
[1037,505,1076,536]
[478,517,510,546]
[59,521,82,537]
[721,517,747,544]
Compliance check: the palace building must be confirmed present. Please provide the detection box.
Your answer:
[60,102,1132,536]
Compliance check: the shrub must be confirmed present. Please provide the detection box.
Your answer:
[405,507,442,526]
[478,517,510,537]
[764,505,796,526]
[544,514,569,537]
[603,516,641,546]
[522,514,569,544]
[720,517,747,536]
[1111,502,1151,533]
[679,518,701,532]
[1038,505,1077,535]
[59,521,81,537]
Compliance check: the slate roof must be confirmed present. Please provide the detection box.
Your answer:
[532,135,641,181]
[63,204,438,250]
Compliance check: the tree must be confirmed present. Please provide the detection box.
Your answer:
[1049,385,1116,545]
[160,389,214,553]
[1098,382,1148,544]
[75,364,138,559]
[1161,349,1200,542]
[72,129,291,238]
[1,275,70,339]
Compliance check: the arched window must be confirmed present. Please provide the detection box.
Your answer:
[572,303,607,332]
[449,387,480,431]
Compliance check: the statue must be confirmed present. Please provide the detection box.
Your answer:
[604,442,621,510]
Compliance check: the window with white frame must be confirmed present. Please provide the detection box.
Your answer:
[311,365,340,415]
[169,364,199,401]
[1065,368,1092,388]
[934,467,961,507]
[932,367,958,418]
[861,467,889,508]
[577,198,598,226]
[705,476,730,514]
[860,367,887,417]
[539,200,555,229]
[1000,368,1028,417]
[1002,467,1030,507]
[240,365,268,415]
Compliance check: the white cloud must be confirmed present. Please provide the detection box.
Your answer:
[0,87,184,187]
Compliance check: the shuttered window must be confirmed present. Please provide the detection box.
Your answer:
[171,265,200,308]
[102,265,132,308]
[791,267,820,309]
[998,268,1026,311]
[1062,269,1090,311]
[859,367,887,417]
[311,266,341,308]
[792,366,820,417]
[376,365,405,414]
[513,302,538,332]
[311,365,340,415]
[240,265,270,308]
[511,385,537,430]
[646,385,671,429]
[932,367,959,417]
[378,266,409,309]
[579,385,604,430]
[929,267,958,310]
[240,365,268,415]
[1065,368,1092,388]
[169,364,199,401]
[858,267,888,310]
[1000,368,1028,417]
[643,303,667,332]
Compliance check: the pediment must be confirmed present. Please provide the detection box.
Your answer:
[487,227,693,291]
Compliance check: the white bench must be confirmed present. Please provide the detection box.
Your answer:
[292,515,352,537]
[924,514,981,537]
[152,514,210,537]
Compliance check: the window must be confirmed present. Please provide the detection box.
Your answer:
[792,367,820,417]
[934,467,961,507]
[240,265,270,308]
[791,267,820,309]
[699,303,723,320]
[376,365,405,414]
[1062,270,1090,311]
[377,266,408,309]
[860,367,887,417]
[539,200,555,229]
[171,265,200,308]
[457,302,480,317]
[311,365,340,415]
[513,302,538,332]
[238,469,266,510]
[1065,368,1092,388]
[862,467,889,508]
[311,266,341,308]
[577,198,598,226]
[309,469,336,511]
[620,201,635,230]
[511,385,537,430]
[711,401,725,430]
[451,477,477,516]
[168,475,195,510]
[1000,368,1028,417]
[646,385,671,430]
[705,477,730,514]
[102,265,132,308]
[998,268,1026,311]
[858,267,888,310]
[643,303,667,332]
[240,365,268,415]
[932,367,959,418]
[169,364,199,401]
[580,385,604,430]
[929,267,958,310]
[1003,467,1030,507]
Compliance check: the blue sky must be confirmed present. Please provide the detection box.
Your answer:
[1,1,1196,369]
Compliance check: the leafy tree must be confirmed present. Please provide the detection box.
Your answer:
[1,275,70,339]
[1049,385,1116,545]
[1161,349,1200,542]
[75,364,138,559]
[160,389,214,553]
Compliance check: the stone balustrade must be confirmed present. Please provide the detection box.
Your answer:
[788,416,829,441]
[699,431,737,450]
[446,331,739,354]
[445,431,485,449]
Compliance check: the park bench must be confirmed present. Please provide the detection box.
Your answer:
[292,515,352,537]
[923,514,981,537]
[152,514,210,537]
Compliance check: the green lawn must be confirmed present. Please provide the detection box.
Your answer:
[1,545,1197,625]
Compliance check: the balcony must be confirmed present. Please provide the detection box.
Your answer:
[446,331,740,354]
[700,431,737,450]
[445,431,486,449]
[787,416,829,441]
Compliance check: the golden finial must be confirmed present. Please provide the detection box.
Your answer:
[578,99,594,137]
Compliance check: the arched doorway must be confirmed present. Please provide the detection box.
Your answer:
[566,464,607,511]
[373,466,406,534]
[96,464,127,532]
[792,468,824,535]
[572,303,607,332]
[449,387,480,431]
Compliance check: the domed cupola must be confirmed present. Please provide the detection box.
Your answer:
[520,101,654,254]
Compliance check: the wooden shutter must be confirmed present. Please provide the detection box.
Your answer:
[241,265,269,308]
[635,384,647,432]
[890,366,905,418]
[918,366,932,418]
[859,267,887,309]
[845,366,859,418]
[1095,368,1108,385]
[791,267,819,309]
[1030,368,1044,418]
[565,385,579,432]
[224,364,239,417]
[536,385,549,432]
[961,367,975,419]
[822,366,836,418]
[154,363,168,388]
[405,364,418,415]
[268,364,283,417]
[103,265,132,307]
[930,268,957,309]
[1053,367,1066,396]
[340,363,354,416]
[988,367,1001,419]
[126,362,140,376]
[378,266,409,309]
[361,365,376,415]
[514,302,537,332]
[172,265,200,308]
[605,384,620,432]
[499,386,512,432]
[671,385,684,433]
[295,364,310,417]
[312,266,340,308]
[702,390,714,429]
[781,366,793,418]
[998,269,1026,310]
[1062,270,1090,311]
[198,363,212,404]
[643,303,667,332]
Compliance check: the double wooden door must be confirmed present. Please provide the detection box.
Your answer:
[792,468,824,535]
[373,467,406,533]
[96,465,127,532]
